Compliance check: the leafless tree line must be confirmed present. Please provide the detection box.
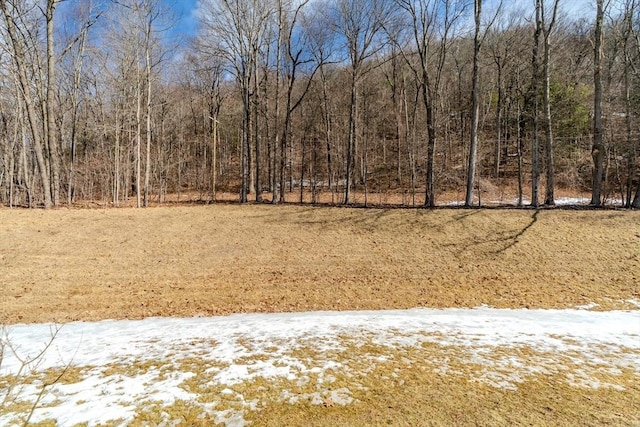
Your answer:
[0,0,639,208]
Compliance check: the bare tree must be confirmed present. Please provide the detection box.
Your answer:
[465,0,483,206]
[541,0,560,206]
[115,0,171,207]
[199,0,274,203]
[306,2,338,202]
[272,0,284,203]
[333,0,391,204]
[206,60,225,202]
[591,0,605,206]
[102,2,141,205]
[488,28,506,180]
[62,1,100,205]
[1,0,632,209]
[394,0,466,207]
[529,0,543,207]
[275,0,321,204]
[486,10,527,185]
[45,0,62,206]
[465,0,502,206]
[0,0,53,207]
[65,21,88,205]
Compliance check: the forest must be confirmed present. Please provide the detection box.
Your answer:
[0,0,639,209]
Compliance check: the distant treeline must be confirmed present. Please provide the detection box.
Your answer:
[0,0,638,208]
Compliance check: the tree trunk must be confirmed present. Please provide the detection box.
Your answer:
[321,69,334,204]
[279,109,287,203]
[543,38,555,206]
[632,181,640,208]
[212,114,218,202]
[114,107,120,204]
[46,0,61,206]
[253,55,262,202]
[344,71,357,204]
[623,15,633,208]
[531,0,542,207]
[144,34,152,207]
[69,28,87,206]
[591,0,605,206]
[517,97,524,207]
[423,70,436,207]
[363,95,370,207]
[135,60,142,208]
[393,71,403,188]
[493,63,502,179]
[300,135,306,203]
[272,2,283,204]
[19,105,32,208]
[624,5,639,209]
[241,79,249,203]
[465,0,482,207]
[543,0,559,206]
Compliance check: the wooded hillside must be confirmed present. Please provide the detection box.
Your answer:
[0,0,639,208]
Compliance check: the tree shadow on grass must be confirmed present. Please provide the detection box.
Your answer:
[495,209,541,253]
[438,209,542,258]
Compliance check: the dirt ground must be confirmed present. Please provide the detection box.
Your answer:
[1,203,638,324]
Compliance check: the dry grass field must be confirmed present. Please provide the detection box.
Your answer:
[1,204,639,426]
[1,203,638,324]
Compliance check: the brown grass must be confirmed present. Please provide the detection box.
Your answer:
[250,373,640,427]
[0,204,639,324]
[1,203,638,425]
[7,334,634,426]
[244,337,640,426]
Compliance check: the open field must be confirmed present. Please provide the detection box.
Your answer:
[1,204,639,426]
[1,204,639,324]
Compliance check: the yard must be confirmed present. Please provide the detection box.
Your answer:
[1,204,639,425]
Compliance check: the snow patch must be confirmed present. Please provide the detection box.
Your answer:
[1,308,638,426]
[576,302,600,310]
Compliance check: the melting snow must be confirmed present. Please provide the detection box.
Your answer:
[1,307,639,426]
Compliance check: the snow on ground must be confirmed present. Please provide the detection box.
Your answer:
[444,196,626,206]
[1,307,639,426]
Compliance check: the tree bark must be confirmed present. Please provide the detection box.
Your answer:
[517,94,524,207]
[344,71,357,204]
[320,66,334,204]
[46,0,61,206]
[423,74,436,207]
[272,1,283,204]
[144,27,152,207]
[591,0,605,206]
[241,74,250,203]
[622,0,637,208]
[69,27,88,206]
[135,54,142,208]
[253,51,262,202]
[531,0,542,208]
[493,62,503,179]
[543,0,560,206]
[632,181,640,208]
[114,106,120,204]
[465,0,482,206]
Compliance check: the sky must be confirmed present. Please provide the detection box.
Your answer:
[1,305,638,425]
[165,0,599,43]
[164,0,199,39]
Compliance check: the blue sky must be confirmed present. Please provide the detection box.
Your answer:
[164,0,199,38]
[168,0,596,39]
